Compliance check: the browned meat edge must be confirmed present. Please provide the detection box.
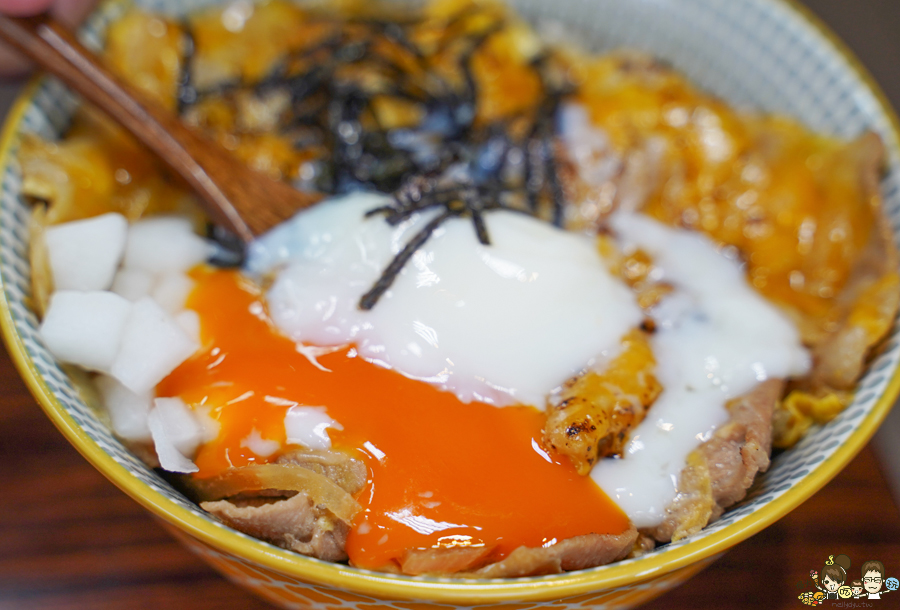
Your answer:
[198,449,366,562]
[810,134,899,390]
[645,379,783,543]
[399,526,638,578]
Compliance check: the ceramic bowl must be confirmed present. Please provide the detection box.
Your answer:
[1,0,899,608]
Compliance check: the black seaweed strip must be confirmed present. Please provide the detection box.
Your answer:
[359,57,430,103]
[538,91,568,227]
[432,5,483,54]
[384,199,445,225]
[470,207,490,245]
[327,94,348,188]
[461,61,479,112]
[285,64,332,103]
[177,22,198,113]
[182,6,572,307]
[546,139,565,227]
[329,96,357,188]
[283,104,329,129]
[382,82,430,103]
[377,20,428,62]
[481,128,513,183]
[188,78,246,105]
[348,16,420,28]
[524,138,545,212]
[279,30,346,67]
[332,21,425,101]
[358,208,459,310]
[365,204,397,218]
[368,21,435,93]
[254,32,344,95]
[459,24,503,109]
[520,73,571,222]
[378,25,448,103]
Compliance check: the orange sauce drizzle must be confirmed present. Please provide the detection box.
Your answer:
[158,268,629,570]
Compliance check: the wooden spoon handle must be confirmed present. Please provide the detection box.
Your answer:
[0,13,318,241]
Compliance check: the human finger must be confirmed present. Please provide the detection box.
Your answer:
[0,0,55,17]
[0,0,98,78]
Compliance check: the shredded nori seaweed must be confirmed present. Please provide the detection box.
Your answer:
[178,5,575,308]
[177,23,198,113]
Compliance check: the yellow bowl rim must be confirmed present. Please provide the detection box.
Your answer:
[1,0,899,603]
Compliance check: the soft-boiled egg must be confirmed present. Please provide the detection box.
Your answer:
[247,192,644,407]
[158,267,630,570]
[157,190,809,569]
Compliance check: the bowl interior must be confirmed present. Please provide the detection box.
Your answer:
[1,0,899,601]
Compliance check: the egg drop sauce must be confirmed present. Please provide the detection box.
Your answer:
[571,55,886,341]
[157,268,629,570]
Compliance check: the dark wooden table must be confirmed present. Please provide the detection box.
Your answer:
[2,1,900,609]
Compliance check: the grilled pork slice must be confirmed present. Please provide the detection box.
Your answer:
[469,528,638,578]
[772,133,898,445]
[544,329,661,474]
[646,379,782,542]
[202,492,351,561]
[560,53,899,398]
[199,444,637,575]
[808,135,900,390]
[274,447,367,493]
[400,546,496,576]
[194,449,366,562]
[397,527,639,578]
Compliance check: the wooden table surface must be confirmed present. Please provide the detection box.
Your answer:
[2,1,900,609]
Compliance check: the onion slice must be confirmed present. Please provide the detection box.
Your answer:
[187,464,361,522]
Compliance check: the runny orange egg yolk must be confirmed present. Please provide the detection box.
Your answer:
[157,268,629,570]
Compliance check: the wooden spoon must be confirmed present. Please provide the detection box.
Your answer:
[0,13,321,244]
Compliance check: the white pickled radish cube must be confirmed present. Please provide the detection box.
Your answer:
[193,403,221,443]
[174,309,201,345]
[110,297,199,394]
[240,428,280,457]
[95,374,153,443]
[148,397,201,473]
[39,291,131,372]
[152,272,194,313]
[111,268,155,301]
[44,213,128,291]
[284,406,342,450]
[123,217,212,274]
